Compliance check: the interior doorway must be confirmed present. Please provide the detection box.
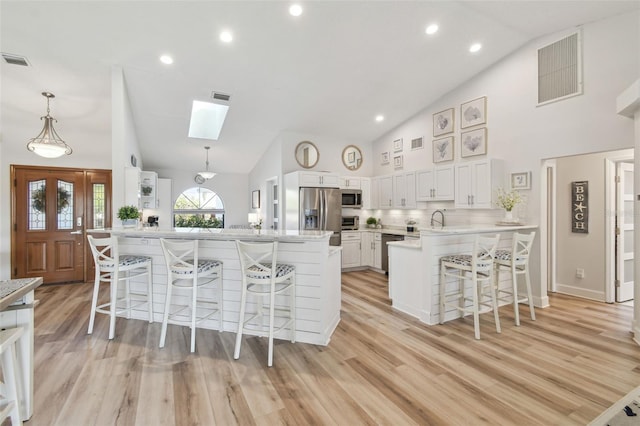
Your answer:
[11,165,112,284]
[614,160,634,302]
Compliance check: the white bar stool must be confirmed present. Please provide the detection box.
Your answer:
[494,231,536,325]
[159,239,223,353]
[234,240,295,367]
[439,234,501,340]
[87,235,154,339]
[0,327,24,425]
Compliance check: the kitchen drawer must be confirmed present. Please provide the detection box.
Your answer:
[342,232,361,241]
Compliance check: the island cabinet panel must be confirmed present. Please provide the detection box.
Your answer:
[112,230,340,346]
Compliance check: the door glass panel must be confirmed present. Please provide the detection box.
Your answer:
[57,180,73,230]
[28,180,47,230]
[625,259,634,282]
[93,183,105,229]
[625,230,634,253]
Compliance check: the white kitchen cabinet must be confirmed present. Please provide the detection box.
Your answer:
[378,175,393,208]
[393,172,416,208]
[367,177,379,210]
[293,171,339,187]
[140,171,158,209]
[340,176,362,189]
[454,159,504,209]
[360,231,382,269]
[416,165,454,201]
[341,231,361,268]
[124,166,141,209]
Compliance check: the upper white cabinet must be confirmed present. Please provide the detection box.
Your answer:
[293,171,339,187]
[393,172,416,209]
[140,171,158,209]
[340,177,362,189]
[454,159,504,209]
[416,165,454,201]
[124,166,141,209]
[378,175,393,208]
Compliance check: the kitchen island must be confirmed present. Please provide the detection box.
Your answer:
[89,228,341,346]
[388,224,538,326]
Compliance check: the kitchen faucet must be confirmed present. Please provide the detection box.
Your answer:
[430,209,445,228]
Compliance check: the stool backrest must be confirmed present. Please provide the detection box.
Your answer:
[473,234,500,273]
[160,239,200,277]
[235,240,278,284]
[512,231,536,266]
[87,235,119,270]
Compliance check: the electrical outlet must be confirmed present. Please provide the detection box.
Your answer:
[576,268,585,279]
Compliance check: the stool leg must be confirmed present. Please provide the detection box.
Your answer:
[268,280,276,367]
[512,265,521,326]
[525,267,536,320]
[490,274,501,334]
[471,274,480,340]
[108,273,118,340]
[88,270,101,335]
[190,275,197,353]
[234,282,248,360]
[125,270,132,320]
[439,262,446,324]
[159,276,173,348]
[2,343,22,425]
[218,269,224,332]
[147,262,154,324]
[290,274,296,344]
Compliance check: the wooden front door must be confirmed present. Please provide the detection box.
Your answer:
[11,166,112,284]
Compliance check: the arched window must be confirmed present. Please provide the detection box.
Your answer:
[173,187,225,228]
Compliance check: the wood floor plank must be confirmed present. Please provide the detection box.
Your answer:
[25,275,640,425]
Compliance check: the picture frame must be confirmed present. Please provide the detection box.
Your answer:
[511,172,531,190]
[393,155,403,169]
[411,137,424,150]
[348,151,355,163]
[381,151,390,165]
[460,127,487,157]
[433,108,454,136]
[432,136,454,163]
[460,96,487,128]
[251,190,260,209]
[393,138,403,152]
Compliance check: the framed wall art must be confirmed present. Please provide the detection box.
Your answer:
[511,172,531,190]
[393,138,403,152]
[393,155,403,169]
[433,108,454,136]
[460,127,487,157]
[252,190,260,209]
[460,96,487,128]
[411,137,424,150]
[381,151,390,165]
[433,136,454,163]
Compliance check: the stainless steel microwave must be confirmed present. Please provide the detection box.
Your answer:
[341,216,360,230]
[341,189,362,208]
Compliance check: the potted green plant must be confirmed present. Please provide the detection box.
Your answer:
[117,205,140,228]
[141,185,153,196]
[366,217,377,229]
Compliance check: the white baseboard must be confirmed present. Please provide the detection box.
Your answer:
[555,282,605,302]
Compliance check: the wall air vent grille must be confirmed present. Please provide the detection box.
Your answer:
[2,53,29,66]
[537,31,582,106]
[211,92,231,102]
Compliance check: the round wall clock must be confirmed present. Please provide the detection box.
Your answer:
[194,174,205,184]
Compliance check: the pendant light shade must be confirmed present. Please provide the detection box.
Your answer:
[198,146,216,179]
[26,92,72,158]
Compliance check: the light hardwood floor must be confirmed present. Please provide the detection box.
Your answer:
[29,270,640,425]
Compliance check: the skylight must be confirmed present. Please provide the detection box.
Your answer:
[188,100,229,140]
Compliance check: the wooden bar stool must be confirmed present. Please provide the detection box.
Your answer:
[439,234,501,340]
[87,235,154,339]
[159,239,223,353]
[0,327,24,425]
[234,240,295,367]
[494,231,536,325]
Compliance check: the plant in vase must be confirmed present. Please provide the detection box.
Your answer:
[366,217,377,228]
[117,205,140,228]
[496,188,522,223]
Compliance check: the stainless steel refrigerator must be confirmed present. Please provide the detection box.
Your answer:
[299,187,341,246]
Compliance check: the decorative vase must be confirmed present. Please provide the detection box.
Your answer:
[504,210,514,222]
[122,219,138,228]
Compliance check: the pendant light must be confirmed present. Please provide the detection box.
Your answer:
[198,146,216,179]
[26,92,73,158]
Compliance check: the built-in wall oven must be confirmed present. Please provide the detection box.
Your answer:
[341,189,362,208]
[341,216,360,230]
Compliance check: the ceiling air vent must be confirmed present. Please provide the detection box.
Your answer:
[537,31,582,106]
[2,53,30,67]
[211,92,231,102]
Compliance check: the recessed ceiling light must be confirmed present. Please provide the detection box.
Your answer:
[375,115,384,122]
[159,55,173,65]
[220,31,233,43]
[469,43,482,53]
[425,24,439,35]
[289,4,303,16]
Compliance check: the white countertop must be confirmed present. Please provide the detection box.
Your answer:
[420,224,537,235]
[342,228,422,237]
[89,228,333,242]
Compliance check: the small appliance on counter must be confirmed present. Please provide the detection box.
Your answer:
[147,215,159,227]
[341,216,360,230]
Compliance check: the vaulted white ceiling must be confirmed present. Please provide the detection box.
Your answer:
[2,1,638,173]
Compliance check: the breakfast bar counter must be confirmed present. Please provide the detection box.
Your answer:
[388,224,538,325]
[89,228,342,346]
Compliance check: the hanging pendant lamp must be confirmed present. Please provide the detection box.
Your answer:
[26,92,73,158]
[198,146,216,179]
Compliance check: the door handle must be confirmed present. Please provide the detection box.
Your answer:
[70,230,82,235]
